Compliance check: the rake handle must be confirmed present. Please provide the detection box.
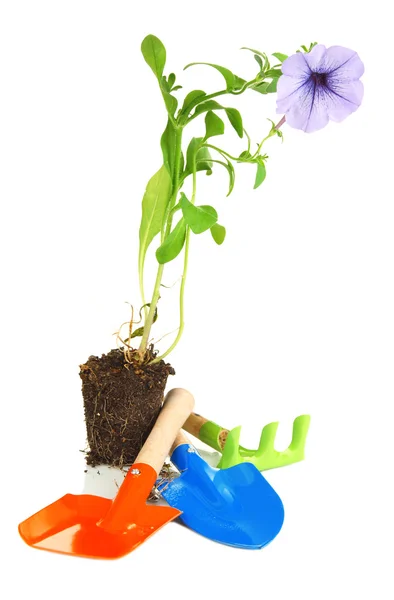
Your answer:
[184,412,229,451]
[183,413,208,437]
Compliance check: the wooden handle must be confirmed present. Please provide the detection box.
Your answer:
[170,430,190,454]
[183,412,229,452]
[183,412,208,438]
[98,389,193,533]
[134,388,194,474]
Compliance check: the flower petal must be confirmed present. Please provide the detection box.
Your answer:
[325,46,365,80]
[285,83,329,133]
[303,45,327,72]
[281,52,310,78]
[276,44,364,133]
[325,79,364,122]
[276,74,310,113]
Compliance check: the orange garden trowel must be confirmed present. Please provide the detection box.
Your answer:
[184,412,310,471]
[18,388,195,559]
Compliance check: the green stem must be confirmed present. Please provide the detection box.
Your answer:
[138,127,183,354]
[152,229,190,363]
[139,264,165,353]
[178,78,256,126]
[206,127,275,164]
[152,163,197,363]
[139,274,148,320]
[253,131,275,158]
[231,80,255,95]
[244,128,252,153]
[204,143,246,163]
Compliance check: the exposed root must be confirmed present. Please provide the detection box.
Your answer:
[113,304,143,363]
[114,303,159,364]
[80,348,174,467]
[153,326,180,346]
[160,276,182,289]
[151,463,179,499]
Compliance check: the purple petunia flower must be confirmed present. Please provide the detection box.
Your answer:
[276,45,364,133]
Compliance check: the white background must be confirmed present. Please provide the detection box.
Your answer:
[1,1,393,598]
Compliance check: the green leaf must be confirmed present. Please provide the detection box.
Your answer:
[180,193,217,234]
[272,52,288,63]
[191,102,243,139]
[241,47,270,71]
[207,159,235,197]
[241,47,265,58]
[238,150,252,160]
[184,62,235,90]
[179,150,185,176]
[234,75,246,90]
[266,78,279,93]
[167,73,176,89]
[298,43,318,54]
[181,89,207,115]
[162,91,178,115]
[185,137,212,176]
[238,73,274,95]
[264,68,283,79]
[171,85,182,91]
[161,120,178,177]
[138,166,172,283]
[141,34,166,80]
[225,108,243,138]
[185,137,202,174]
[204,111,225,139]
[195,145,213,174]
[140,303,158,323]
[193,100,224,118]
[156,218,187,264]
[254,54,263,71]
[251,81,271,95]
[129,326,144,339]
[161,75,170,92]
[254,161,267,189]
[222,159,235,196]
[210,223,226,245]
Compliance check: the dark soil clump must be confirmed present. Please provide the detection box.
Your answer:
[80,348,174,468]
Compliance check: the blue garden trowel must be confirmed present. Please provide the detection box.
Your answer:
[157,432,284,549]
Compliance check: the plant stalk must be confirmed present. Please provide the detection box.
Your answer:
[152,163,197,363]
[138,127,183,355]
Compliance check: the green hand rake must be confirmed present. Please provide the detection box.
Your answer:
[184,413,311,471]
